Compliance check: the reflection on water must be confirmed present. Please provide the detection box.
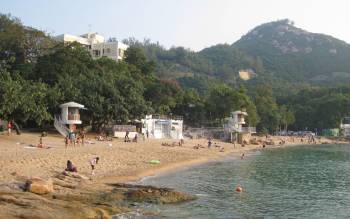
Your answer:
[136,144,350,218]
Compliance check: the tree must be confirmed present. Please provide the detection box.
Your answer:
[205,84,257,125]
[279,105,295,133]
[255,85,280,133]
[0,69,51,125]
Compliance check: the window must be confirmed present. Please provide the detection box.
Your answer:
[106,48,111,53]
[93,50,100,57]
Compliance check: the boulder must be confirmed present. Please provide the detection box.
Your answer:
[124,186,196,204]
[25,177,53,195]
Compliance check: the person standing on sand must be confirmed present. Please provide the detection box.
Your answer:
[65,135,69,148]
[81,129,86,146]
[7,121,12,135]
[70,132,76,147]
[125,130,130,142]
[90,156,99,175]
[208,137,212,148]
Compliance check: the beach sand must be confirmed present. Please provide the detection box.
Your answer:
[0,132,332,184]
[0,132,342,218]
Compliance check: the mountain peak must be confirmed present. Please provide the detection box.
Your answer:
[236,19,348,55]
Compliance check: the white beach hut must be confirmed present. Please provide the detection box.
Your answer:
[54,102,85,136]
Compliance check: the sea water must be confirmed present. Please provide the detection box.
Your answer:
[125,144,350,218]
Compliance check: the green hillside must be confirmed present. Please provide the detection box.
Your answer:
[134,19,350,89]
[234,19,350,83]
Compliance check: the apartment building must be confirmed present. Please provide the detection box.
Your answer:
[55,32,128,61]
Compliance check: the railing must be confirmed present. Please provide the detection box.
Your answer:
[151,115,183,120]
[54,115,70,137]
[68,114,80,121]
[241,127,256,133]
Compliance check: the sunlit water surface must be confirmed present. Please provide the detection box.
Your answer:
[117,144,350,218]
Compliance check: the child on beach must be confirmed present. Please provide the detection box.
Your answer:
[65,160,77,172]
[90,156,99,175]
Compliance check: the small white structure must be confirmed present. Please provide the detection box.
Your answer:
[142,115,183,139]
[55,32,128,61]
[54,102,84,136]
[340,117,350,137]
[224,111,248,133]
[224,111,256,143]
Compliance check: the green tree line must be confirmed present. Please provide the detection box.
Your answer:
[2,14,350,134]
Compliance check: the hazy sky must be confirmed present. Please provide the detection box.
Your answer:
[1,0,349,51]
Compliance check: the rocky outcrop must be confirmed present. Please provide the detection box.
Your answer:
[0,175,196,218]
[25,177,54,195]
[114,183,197,204]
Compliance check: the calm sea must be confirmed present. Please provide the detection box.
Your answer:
[118,144,350,218]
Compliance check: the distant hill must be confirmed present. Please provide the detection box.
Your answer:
[131,19,350,90]
[234,19,350,83]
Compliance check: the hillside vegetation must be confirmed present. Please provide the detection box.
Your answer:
[2,14,350,133]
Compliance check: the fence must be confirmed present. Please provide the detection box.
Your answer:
[184,127,224,139]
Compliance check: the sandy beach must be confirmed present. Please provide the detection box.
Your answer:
[0,132,343,218]
[0,132,334,184]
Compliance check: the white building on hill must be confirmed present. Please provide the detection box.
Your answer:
[55,33,128,61]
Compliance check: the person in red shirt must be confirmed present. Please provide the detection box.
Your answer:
[7,121,12,135]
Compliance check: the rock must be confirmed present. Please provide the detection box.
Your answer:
[63,171,89,180]
[25,177,53,195]
[94,208,111,219]
[124,186,196,204]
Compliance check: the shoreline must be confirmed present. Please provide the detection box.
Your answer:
[0,132,341,185]
[0,132,346,218]
[94,138,340,186]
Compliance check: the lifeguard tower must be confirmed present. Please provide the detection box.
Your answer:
[223,110,256,143]
[340,117,350,137]
[54,102,84,136]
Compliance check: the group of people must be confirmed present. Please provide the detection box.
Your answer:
[65,155,99,176]
[65,130,86,148]
[124,131,140,143]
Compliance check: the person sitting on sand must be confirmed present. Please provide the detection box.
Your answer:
[219,147,225,152]
[65,160,77,172]
[241,153,245,159]
[133,133,138,143]
[180,138,184,146]
[90,156,99,175]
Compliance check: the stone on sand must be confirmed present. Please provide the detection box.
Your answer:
[25,177,54,195]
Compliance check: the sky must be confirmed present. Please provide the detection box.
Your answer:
[1,0,350,51]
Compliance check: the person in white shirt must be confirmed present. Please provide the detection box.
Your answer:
[90,156,99,175]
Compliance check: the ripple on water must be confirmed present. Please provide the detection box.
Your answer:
[136,144,350,218]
